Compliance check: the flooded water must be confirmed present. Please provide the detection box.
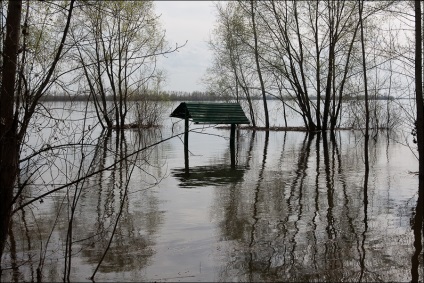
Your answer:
[1,101,423,282]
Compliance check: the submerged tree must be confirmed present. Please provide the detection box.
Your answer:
[206,1,397,132]
[73,0,183,130]
[0,0,23,266]
[0,0,75,269]
[414,2,424,192]
[412,2,424,282]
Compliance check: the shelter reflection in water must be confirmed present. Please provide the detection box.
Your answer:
[172,164,246,188]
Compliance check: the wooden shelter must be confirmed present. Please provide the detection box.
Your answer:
[170,102,250,124]
[170,102,250,172]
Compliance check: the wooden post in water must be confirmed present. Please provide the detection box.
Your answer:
[230,123,235,169]
[184,109,189,173]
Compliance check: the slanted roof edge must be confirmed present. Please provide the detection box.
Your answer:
[170,102,250,124]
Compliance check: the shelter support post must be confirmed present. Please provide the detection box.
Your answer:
[230,124,235,169]
[184,110,189,173]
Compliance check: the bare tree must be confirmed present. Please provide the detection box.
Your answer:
[207,1,397,132]
[73,1,184,131]
[0,0,75,268]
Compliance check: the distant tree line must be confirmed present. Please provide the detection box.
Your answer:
[39,91,397,102]
[38,90,230,101]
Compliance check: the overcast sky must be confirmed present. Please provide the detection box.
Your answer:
[154,1,217,93]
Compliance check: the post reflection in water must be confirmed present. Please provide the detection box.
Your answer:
[174,127,246,188]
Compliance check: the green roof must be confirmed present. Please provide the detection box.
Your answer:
[170,102,250,124]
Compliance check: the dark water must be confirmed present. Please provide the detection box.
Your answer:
[1,101,423,282]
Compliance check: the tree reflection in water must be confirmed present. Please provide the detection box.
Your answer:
[411,183,423,282]
[4,129,165,282]
[213,130,421,282]
[86,129,165,280]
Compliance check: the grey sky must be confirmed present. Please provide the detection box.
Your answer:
[154,1,216,93]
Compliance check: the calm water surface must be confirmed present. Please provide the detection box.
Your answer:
[1,101,423,282]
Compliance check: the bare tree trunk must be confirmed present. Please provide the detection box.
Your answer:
[415,1,424,189]
[0,0,22,267]
[322,2,335,132]
[251,0,269,129]
[312,1,322,129]
[359,0,369,172]
[413,7,424,274]
[94,6,113,129]
[231,39,256,126]
[293,1,315,131]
